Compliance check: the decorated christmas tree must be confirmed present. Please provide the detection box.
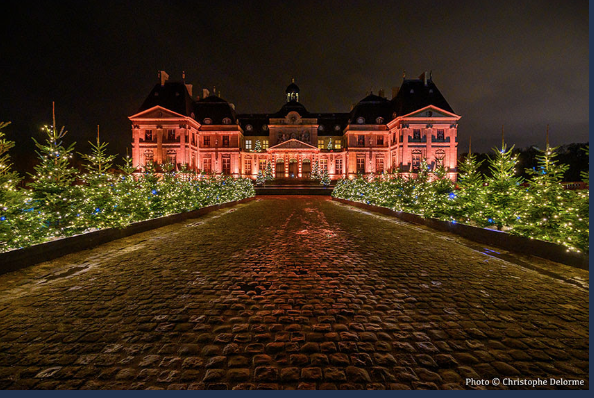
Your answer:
[311,160,320,180]
[320,169,330,186]
[265,160,274,181]
[453,147,487,226]
[76,128,119,230]
[256,170,266,185]
[514,138,586,252]
[0,122,37,250]
[483,142,523,230]
[254,140,262,152]
[28,104,81,238]
[327,139,333,151]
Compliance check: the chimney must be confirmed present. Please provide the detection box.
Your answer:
[422,71,429,86]
[159,70,169,86]
[378,88,385,98]
[185,84,193,97]
[391,86,400,99]
[203,88,210,98]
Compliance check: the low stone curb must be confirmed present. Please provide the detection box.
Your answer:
[0,197,255,275]
[332,198,588,270]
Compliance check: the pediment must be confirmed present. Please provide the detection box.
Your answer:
[269,139,318,150]
[129,106,188,120]
[404,105,459,119]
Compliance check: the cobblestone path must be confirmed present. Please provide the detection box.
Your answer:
[0,196,588,390]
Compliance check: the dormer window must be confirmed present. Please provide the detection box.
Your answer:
[262,125,268,131]
[203,118,212,125]
[245,124,253,131]
[222,117,231,125]
[357,117,365,124]
[334,125,341,131]
[318,125,325,132]
[376,117,384,124]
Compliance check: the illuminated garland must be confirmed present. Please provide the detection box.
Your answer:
[333,148,589,253]
[0,122,255,253]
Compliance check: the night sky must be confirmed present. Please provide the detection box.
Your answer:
[1,0,589,172]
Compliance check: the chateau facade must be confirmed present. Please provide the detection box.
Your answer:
[129,71,460,180]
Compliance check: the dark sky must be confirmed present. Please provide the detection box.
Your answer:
[1,0,589,171]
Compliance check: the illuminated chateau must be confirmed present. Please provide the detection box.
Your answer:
[129,71,460,180]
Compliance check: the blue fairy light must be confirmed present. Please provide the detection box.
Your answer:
[151,189,157,195]
[449,192,456,199]
[0,216,6,221]
[488,218,494,223]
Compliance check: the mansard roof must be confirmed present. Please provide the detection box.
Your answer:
[391,74,455,116]
[193,95,237,124]
[138,82,194,116]
[349,93,394,125]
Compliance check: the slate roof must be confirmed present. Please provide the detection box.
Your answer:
[391,75,455,116]
[193,95,237,125]
[349,94,394,125]
[137,73,456,131]
[138,82,194,116]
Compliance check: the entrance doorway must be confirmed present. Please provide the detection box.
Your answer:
[289,159,298,177]
[302,159,311,178]
[276,159,285,178]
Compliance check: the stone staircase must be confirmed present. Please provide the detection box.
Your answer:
[255,178,335,195]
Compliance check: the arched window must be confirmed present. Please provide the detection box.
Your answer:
[222,117,231,125]
[203,118,212,125]
[376,116,384,124]
[357,117,365,124]
[435,149,446,167]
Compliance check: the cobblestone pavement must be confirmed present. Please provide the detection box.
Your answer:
[0,196,588,390]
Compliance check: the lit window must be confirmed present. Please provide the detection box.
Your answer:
[259,159,267,171]
[335,158,343,174]
[334,140,341,149]
[245,139,252,150]
[262,140,269,149]
[320,159,328,171]
[318,139,325,149]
